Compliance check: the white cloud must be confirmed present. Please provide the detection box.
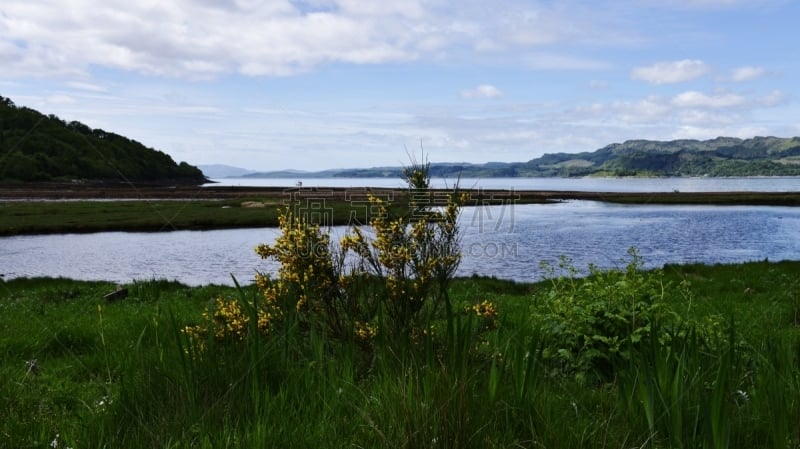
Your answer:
[46,94,76,105]
[612,95,672,123]
[335,0,426,18]
[672,90,746,108]
[586,87,789,136]
[525,53,611,71]
[759,90,789,106]
[499,9,565,46]
[0,1,426,78]
[67,81,109,92]
[671,125,768,140]
[729,66,766,82]
[0,0,633,80]
[630,59,710,84]
[677,109,739,126]
[460,85,504,99]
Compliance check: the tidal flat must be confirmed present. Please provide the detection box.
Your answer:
[2,183,799,235]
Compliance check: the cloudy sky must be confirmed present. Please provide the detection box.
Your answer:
[2,0,798,171]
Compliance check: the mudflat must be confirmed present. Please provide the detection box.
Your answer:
[1,182,799,205]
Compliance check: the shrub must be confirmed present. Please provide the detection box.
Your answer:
[534,248,673,378]
[187,154,484,352]
[534,248,733,382]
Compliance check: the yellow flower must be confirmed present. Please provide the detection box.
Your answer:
[468,300,498,319]
[296,294,308,311]
[354,321,378,340]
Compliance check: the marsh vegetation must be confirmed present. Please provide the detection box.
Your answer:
[2,259,799,448]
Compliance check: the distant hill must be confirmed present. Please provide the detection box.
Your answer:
[242,162,518,179]
[0,95,207,184]
[240,168,348,179]
[198,164,257,178]
[519,136,800,177]
[241,136,800,179]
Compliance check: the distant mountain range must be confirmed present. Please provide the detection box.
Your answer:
[197,164,257,178]
[205,136,800,179]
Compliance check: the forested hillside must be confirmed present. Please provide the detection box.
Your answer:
[0,95,206,184]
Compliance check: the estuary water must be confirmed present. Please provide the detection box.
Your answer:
[2,191,799,286]
[208,176,800,192]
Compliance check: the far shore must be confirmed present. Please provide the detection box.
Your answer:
[2,182,800,204]
[2,183,799,236]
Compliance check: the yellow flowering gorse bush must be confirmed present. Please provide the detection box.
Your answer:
[255,157,467,341]
[183,297,277,349]
[339,188,468,338]
[185,155,498,350]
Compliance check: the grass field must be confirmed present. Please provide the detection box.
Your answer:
[0,186,540,235]
[2,259,799,448]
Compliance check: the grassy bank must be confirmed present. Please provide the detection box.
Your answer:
[2,259,799,448]
[0,186,550,235]
[3,188,800,236]
[0,198,300,235]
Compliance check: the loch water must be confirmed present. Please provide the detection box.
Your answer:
[2,177,799,286]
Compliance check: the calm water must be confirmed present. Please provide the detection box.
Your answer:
[2,200,799,286]
[208,176,800,192]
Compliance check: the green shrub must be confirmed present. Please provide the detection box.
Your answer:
[534,248,675,378]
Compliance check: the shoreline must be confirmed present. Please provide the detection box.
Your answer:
[2,182,800,202]
[2,184,799,236]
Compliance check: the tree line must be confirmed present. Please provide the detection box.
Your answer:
[0,95,206,184]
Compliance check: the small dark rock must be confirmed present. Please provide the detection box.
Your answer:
[104,286,128,301]
[25,359,40,376]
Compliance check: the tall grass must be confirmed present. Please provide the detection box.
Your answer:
[3,263,800,448]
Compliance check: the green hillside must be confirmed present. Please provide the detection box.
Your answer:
[0,95,206,184]
[243,136,800,179]
[527,136,800,177]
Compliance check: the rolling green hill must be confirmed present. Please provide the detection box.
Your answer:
[241,136,800,179]
[0,95,207,184]
[528,136,800,177]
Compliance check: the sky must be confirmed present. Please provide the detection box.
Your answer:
[1,0,799,172]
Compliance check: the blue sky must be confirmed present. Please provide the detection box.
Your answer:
[2,0,798,171]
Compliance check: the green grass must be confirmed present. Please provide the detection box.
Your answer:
[0,199,285,235]
[661,260,800,341]
[2,261,799,448]
[4,190,800,236]
[0,196,440,235]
